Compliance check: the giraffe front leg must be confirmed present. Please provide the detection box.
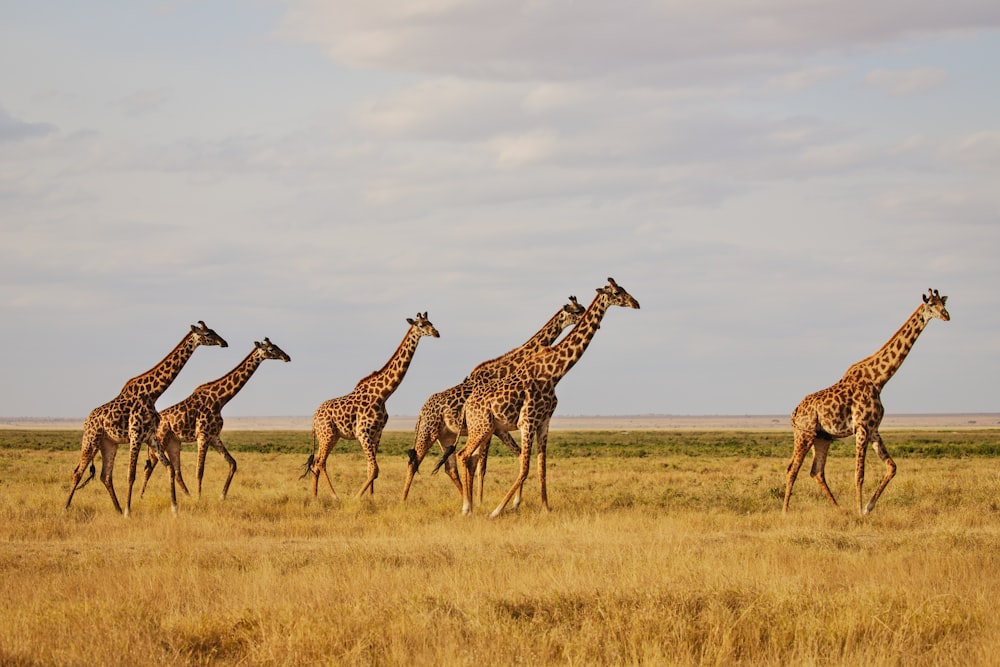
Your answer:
[474,442,488,504]
[537,423,551,513]
[456,433,489,515]
[356,436,380,498]
[196,436,210,499]
[864,433,896,514]
[491,429,533,519]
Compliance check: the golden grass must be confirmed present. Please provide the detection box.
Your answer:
[1,434,999,666]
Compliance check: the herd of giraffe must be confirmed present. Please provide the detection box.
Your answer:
[63,280,950,518]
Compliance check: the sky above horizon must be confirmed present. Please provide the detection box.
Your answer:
[2,1,998,420]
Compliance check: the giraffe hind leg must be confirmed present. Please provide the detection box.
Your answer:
[783,429,814,512]
[809,436,839,508]
[310,438,341,501]
[98,436,124,514]
[66,436,101,510]
[139,446,158,497]
[401,434,430,502]
[216,441,238,500]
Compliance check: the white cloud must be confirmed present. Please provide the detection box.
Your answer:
[0,107,57,142]
[865,67,948,95]
[280,1,1000,83]
[115,89,169,117]
[768,65,846,91]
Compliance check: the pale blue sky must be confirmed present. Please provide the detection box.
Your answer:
[2,1,998,419]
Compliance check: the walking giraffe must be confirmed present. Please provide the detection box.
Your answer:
[303,312,439,499]
[784,288,950,514]
[451,278,640,516]
[402,296,585,501]
[65,321,228,516]
[140,338,291,500]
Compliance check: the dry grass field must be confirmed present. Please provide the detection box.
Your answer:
[1,428,999,666]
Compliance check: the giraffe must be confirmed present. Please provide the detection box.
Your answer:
[402,296,585,502]
[452,278,640,517]
[65,321,229,516]
[140,338,291,500]
[783,288,950,515]
[303,312,439,499]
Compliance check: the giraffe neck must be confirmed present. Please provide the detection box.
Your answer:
[468,308,572,381]
[355,327,421,402]
[119,333,199,401]
[193,349,266,409]
[844,304,930,389]
[523,293,610,384]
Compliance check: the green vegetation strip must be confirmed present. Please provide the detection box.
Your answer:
[5,428,999,458]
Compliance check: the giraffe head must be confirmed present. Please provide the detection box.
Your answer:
[599,277,641,310]
[190,321,229,348]
[255,337,291,362]
[406,312,440,339]
[921,288,950,322]
[557,296,586,328]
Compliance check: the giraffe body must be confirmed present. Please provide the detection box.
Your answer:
[65,322,228,516]
[454,279,639,516]
[305,313,439,499]
[141,338,291,500]
[784,289,950,515]
[402,297,585,501]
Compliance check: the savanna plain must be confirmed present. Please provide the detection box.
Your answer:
[1,427,999,666]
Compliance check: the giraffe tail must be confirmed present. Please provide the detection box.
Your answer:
[298,431,318,479]
[299,453,315,479]
[76,463,96,490]
[431,446,456,475]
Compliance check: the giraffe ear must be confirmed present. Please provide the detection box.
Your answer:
[941,295,948,304]
[923,292,929,304]
[407,318,416,326]
[255,340,264,348]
